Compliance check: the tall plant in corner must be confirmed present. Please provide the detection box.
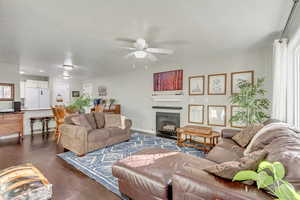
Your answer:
[230,78,270,126]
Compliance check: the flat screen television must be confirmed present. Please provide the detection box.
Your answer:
[153,69,183,91]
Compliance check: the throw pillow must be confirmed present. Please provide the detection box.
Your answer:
[104,114,122,128]
[71,115,93,132]
[120,115,126,130]
[204,149,267,180]
[206,146,241,164]
[232,124,264,148]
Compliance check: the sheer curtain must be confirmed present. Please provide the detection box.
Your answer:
[272,39,288,121]
[287,28,300,129]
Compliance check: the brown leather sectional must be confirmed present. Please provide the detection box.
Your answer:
[113,120,300,200]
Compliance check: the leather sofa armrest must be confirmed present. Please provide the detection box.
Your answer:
[60,124,88,156]
[221,128,241,138]
[172,168,272,200]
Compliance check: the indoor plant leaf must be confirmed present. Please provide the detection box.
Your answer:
[256,171,274,189]
[273,162,285,181]
[233,171,258,182]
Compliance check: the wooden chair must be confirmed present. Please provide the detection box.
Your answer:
[94,104,104,112]
[52,106,66,144]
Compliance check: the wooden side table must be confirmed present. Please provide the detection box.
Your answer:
[177,125,220,152]
[30,116,55,138]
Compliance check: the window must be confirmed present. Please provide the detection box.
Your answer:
[83,83,93,98]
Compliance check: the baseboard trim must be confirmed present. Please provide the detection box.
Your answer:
[131,128,156,135]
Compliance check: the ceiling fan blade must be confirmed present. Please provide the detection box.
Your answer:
[146,48,174,55]
[153,40,189,45]
[119,46,136,50]
[124,52,135,59]
[147,53,158,62]
[116,37,136,43]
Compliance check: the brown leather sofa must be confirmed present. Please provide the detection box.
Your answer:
[113,120,300,200]
[60,112,132,156]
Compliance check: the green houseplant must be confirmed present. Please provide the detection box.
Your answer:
[66,95,91,114]
[108,98,116,109]
[233,161,300,200]
[230,78,271,126]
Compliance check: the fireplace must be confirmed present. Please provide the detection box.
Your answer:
[156,112,180,140]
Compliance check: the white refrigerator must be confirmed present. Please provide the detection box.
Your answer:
[25,82,50,109]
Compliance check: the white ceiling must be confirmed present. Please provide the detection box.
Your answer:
[0,0,293,79]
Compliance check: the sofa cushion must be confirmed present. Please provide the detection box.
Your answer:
[106,127,125,137]
[216,139,245,158]
[204,149,267,180]
[88,129,110,142]
[69,115,92,132]
[206,146,241,164]
[104,114,121,128]
[221,129,241,139]
[232,124,264,147]
[64,114,79,125]
[94,112,105,128]
[84,113,97,129]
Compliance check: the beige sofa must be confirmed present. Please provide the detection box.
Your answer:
[60,112,132,156]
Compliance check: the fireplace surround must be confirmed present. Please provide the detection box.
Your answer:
[156,112,180,140]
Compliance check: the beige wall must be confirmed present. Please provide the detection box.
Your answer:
[87,47,273,133]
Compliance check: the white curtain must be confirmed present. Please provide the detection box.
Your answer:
[272,26,300,129]
[272,39,288,121]
[287,28,300,129]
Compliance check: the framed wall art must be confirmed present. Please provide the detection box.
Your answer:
[208,73,227,95]
[231,70,254,94]
[188,104,204,124]
[230,105,247,128]
[72,91,80,97]
[207,105,227,127]
[189,75,205,95]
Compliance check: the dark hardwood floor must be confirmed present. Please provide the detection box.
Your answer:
[0,134,120,200]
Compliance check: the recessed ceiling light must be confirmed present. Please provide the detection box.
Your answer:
[19,71,25,74]
[39,70,45,73]
[62,64,74,70]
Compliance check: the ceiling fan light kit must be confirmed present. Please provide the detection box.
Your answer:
[117,37,174,63]
[134,51,147,59]
[62,64,74,70]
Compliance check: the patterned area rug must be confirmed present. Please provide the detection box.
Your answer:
[57,133,205,199]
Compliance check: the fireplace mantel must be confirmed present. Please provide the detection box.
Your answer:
[152,106,182,110]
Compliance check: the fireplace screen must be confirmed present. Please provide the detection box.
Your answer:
[156,112,180,139]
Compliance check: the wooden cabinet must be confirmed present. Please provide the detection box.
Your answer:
[0,112,24,142]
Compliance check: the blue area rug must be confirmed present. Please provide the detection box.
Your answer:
[57,133,205,199]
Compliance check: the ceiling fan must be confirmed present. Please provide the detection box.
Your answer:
[117,38,174,62]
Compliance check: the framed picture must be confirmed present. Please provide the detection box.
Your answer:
[208,73,227,95]
[231,70,254,94]
[230,105,247,128]
[98,86,107,96]
[188,104,204,124]
[207,105,227,127]
[189,75,205,95]
[72,91,80,97]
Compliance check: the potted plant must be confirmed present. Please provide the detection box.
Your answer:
[230,78,271,126]
[108,98,116,109]
[233,161,300,200]
[66,95,91,114]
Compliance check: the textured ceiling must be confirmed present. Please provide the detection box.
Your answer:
[0,0,293,79]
